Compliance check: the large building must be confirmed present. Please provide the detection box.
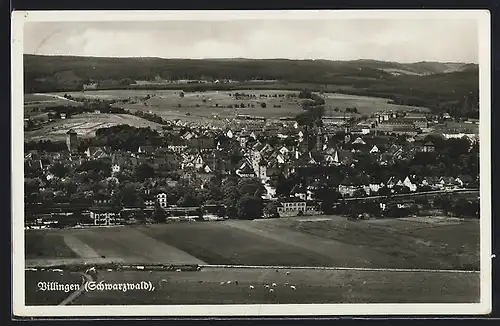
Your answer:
[90,208,119,226]
[66,129,78,152]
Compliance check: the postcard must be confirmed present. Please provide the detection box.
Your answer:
[11,9,491,317]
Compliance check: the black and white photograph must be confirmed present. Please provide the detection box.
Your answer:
[11,10,491,317]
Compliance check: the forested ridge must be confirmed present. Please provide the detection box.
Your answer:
[24,55,479,117]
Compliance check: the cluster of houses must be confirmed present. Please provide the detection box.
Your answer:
[24,106,479,226]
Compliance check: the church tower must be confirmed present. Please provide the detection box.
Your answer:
[66,129,78,152]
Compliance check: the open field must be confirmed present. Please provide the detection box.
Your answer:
[24,113,164,141]
[260,216,479,270]
[25,226,206,267]
[26,230,80,260]
[25,270,85,306]
[50,89,428,122]
[64,267,479,304]
[24,93,83,118]
[25,216,479,270]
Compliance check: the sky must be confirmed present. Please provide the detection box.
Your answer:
[23,19,479,63]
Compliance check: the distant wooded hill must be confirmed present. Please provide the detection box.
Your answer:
[23,55,479,118]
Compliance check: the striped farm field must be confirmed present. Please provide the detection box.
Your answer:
[25,216,479,271]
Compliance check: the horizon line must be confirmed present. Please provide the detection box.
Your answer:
[23,53,478,65]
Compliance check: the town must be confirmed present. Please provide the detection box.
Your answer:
[24,89,480,229]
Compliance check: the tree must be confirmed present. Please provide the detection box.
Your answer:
[236,195,262,220]
[179,92,185,98]
[309,105,325,119]
[24,178,41,205]
[295,112,315,127]
[135,163,155,181]
[442,137,471,158]
[260,102,267,108]
[152,202,166,223]
[238,178,265,198]
[298,89,312,99]
[300,99,316,110]
[264,201,279,218]
[118,183,141,207]
[62,180,78,197]
[50,163,70,178]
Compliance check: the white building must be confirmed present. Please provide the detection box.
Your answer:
[90,210,118,226]
[157,192,168,208]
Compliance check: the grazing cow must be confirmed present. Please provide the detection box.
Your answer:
[290,285,296,290]
[249,285,255,289]
[272,283,277,287]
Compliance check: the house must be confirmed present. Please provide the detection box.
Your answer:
[157,192,168,208]
[327,150,354,166]
[386,176,399,189]
[455,175,475,188]
[93,193,112,206]
[352,137,366,145]
[402,175,418,192]
[369,145,380,154]
[279,146,290,156]
[391,126,420,136]
[276,198,307,217]
[416,141,436,153]
[90,208,119,226]
[290,184,307,201]
[167,144,188,153]
[144,198,156,209]
[420,176,440,189]
[369,177,385,194]
[262,184,277,200]
[181,131,196,140]
[236,160,255,178]
[351,127,370,135]
[438,177,457,189]
[192,154,205,170]
[203,165,212,174]
[111,164,120,174]
[338,176,366,196]
[137,146,156,155]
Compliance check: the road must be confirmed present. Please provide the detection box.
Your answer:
[59,272,92,306]
[341,188,478,202]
